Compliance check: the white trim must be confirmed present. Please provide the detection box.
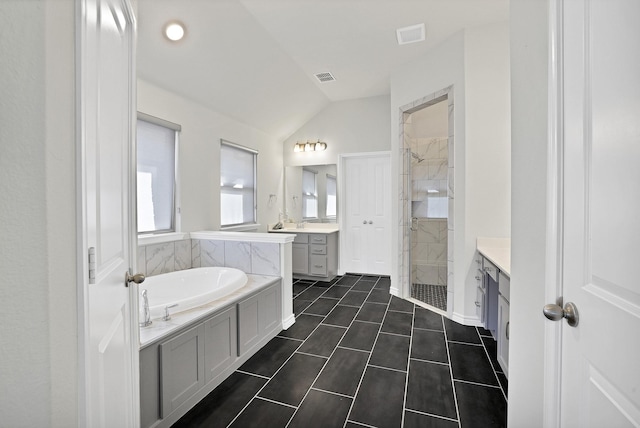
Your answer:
[137,112,181,132]
[190,230,295,244]
[543,0,564,426]
[137,232,191,246]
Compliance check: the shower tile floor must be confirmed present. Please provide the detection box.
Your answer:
[173,274,507,428]
[411,283,447,311]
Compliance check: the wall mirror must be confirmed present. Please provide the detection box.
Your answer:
[284,164,337,223]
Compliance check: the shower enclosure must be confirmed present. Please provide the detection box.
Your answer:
[405,98,450,312]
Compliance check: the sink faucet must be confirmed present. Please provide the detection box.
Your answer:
[296,221,306,229]
[139,289,152,327]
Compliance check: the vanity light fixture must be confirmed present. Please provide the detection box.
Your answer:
[293,140,327,152]
[164,21,186,42]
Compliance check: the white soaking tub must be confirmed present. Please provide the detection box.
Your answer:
[139,267,248,319]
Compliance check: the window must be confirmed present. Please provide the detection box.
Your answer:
[220,141,257,226]
[136,114,180,233]
[302,168,318,219]
[326,174,337,218]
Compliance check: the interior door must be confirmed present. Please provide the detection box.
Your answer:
[79,0,139,426]
[342,153,391,275]
[559,0,640,425]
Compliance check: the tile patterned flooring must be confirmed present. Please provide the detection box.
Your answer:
[410,283,448,311]
[173,274,508,428]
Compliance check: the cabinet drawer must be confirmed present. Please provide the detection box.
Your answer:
[293,234,309,244]
[309,234,327,245]
[309,254,327,276]
[499,272,510,302]
[309,244,327,255]
[483,258,499,282]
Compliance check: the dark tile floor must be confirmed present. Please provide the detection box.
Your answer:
[173,274,508,428]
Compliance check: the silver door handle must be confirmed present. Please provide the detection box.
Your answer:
[125,272,145,287]
[368,221,373,224]
[363,220,367,224]
[543,302,579,327]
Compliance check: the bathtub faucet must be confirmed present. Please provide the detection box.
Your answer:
[163,304,179,321]
[140,289,152,327]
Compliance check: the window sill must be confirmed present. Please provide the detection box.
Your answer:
[220,224,261,232]
[138,232,190,246]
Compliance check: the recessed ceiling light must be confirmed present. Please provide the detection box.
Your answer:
[396,23,426,45]
[164,21,186,42]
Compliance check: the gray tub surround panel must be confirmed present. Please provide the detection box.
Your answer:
[140,275,282,428]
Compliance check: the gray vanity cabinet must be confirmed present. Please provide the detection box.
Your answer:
[238,283,281,355]
[290,232,338,282]
[497,272,510,377]
[159,324,206,417]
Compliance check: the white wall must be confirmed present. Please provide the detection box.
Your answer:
[137,80,284,233]
[282,95,391,167]
[509,0,549,424]
[0,1,78,426]
[390,22,511,322]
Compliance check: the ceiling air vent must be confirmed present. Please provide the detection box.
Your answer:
[396,23,426,45]
[314,72,336,83]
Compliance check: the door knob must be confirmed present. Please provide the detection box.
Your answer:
[125,271,145,287]
[363,220,367,224]
[543,302,579,327]
[368,221,373,224]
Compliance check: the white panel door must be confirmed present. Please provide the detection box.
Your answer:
[342,153,391,275]
[79,0,139,426]
[559,0,640,425]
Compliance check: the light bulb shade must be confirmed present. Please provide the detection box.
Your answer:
[304,142,313,152]
[164,21,186,41]
[315,142,327,151]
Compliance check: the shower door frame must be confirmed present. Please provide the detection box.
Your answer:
[398,86,454,315]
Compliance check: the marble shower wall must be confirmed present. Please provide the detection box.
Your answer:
[138,238,281,277]
[411,218,448,286]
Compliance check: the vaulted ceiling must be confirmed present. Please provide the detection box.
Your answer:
[137,0,508,140]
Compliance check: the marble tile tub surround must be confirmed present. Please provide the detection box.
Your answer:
[137,232,288,278]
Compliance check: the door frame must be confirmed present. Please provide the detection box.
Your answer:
[75,0,140,424]
[338,151,391,276]
[542,0,564,425]
[396,87,454,315]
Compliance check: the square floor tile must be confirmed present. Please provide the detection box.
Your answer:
[444,318,481,344]
[322,305,359,327]
[303,298,338,316]
[172,372,267,428]
[389,295,414,313]
[455,381,507,428]
[414,307,444,331]
[297,286,328,302]
[375,277,391,291]
[448,342,498,386]
[403,410,458,428]
[298,325,346,358]
[339,321,380,352]
[288,389,352,428]
[367,289,391,304]
[340,290,369,307]
[278,314,323,341]
[321,286,351,299]
[355,302,387,323]
[258,353,326,406]
[370,333,410,371]
[381,311,413,336]
[349,366,405,428]
[228,398,295,428]
[411,329,448,364]
[351,280,375,292]
[406,360,457,420]
[336,275,359,286]
[293,299,313,316]
[313,348,369,397]
[239,337,300,377]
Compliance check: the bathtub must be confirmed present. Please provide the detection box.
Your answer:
[139,267,248,320]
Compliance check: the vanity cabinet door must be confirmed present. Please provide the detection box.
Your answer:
[309,254,328,277]
[204,306,237,384]
[292,243,309,275]
[237,284,281,356]
[159,324,205,417]
[475,286,486,324]
[497,294,510,377]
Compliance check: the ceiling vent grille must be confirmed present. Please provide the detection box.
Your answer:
[314,72,336,83]
[396,23,426,45]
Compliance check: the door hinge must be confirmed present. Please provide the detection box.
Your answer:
[88,247,96,284]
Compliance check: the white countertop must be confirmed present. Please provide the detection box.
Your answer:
[268,224,339,235]
[139,274,280,349]
[477,237,511,277]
